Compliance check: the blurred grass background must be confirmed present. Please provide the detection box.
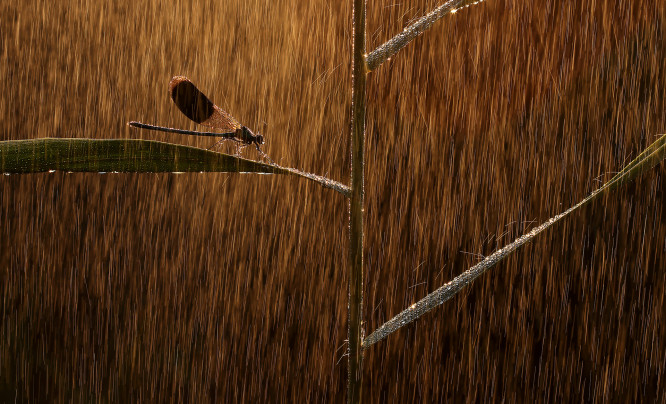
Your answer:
[1,0,664,401]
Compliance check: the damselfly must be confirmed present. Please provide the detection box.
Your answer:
[129,76,267,156]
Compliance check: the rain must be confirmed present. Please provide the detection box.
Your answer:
[1,0,664,401]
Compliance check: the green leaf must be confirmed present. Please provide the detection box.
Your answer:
[0,138,350,195]
[362,134,666,349]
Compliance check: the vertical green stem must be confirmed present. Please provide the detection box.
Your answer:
[348,0,366,402]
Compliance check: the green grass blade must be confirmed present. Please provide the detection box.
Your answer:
[0,138,350,195]
[605,134,666,190]
[365,0,481,71]
[362,134,666,349]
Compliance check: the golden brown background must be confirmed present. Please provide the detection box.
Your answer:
[1,0,665,401]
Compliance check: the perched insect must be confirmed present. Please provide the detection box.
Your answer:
[129,76,267,155]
